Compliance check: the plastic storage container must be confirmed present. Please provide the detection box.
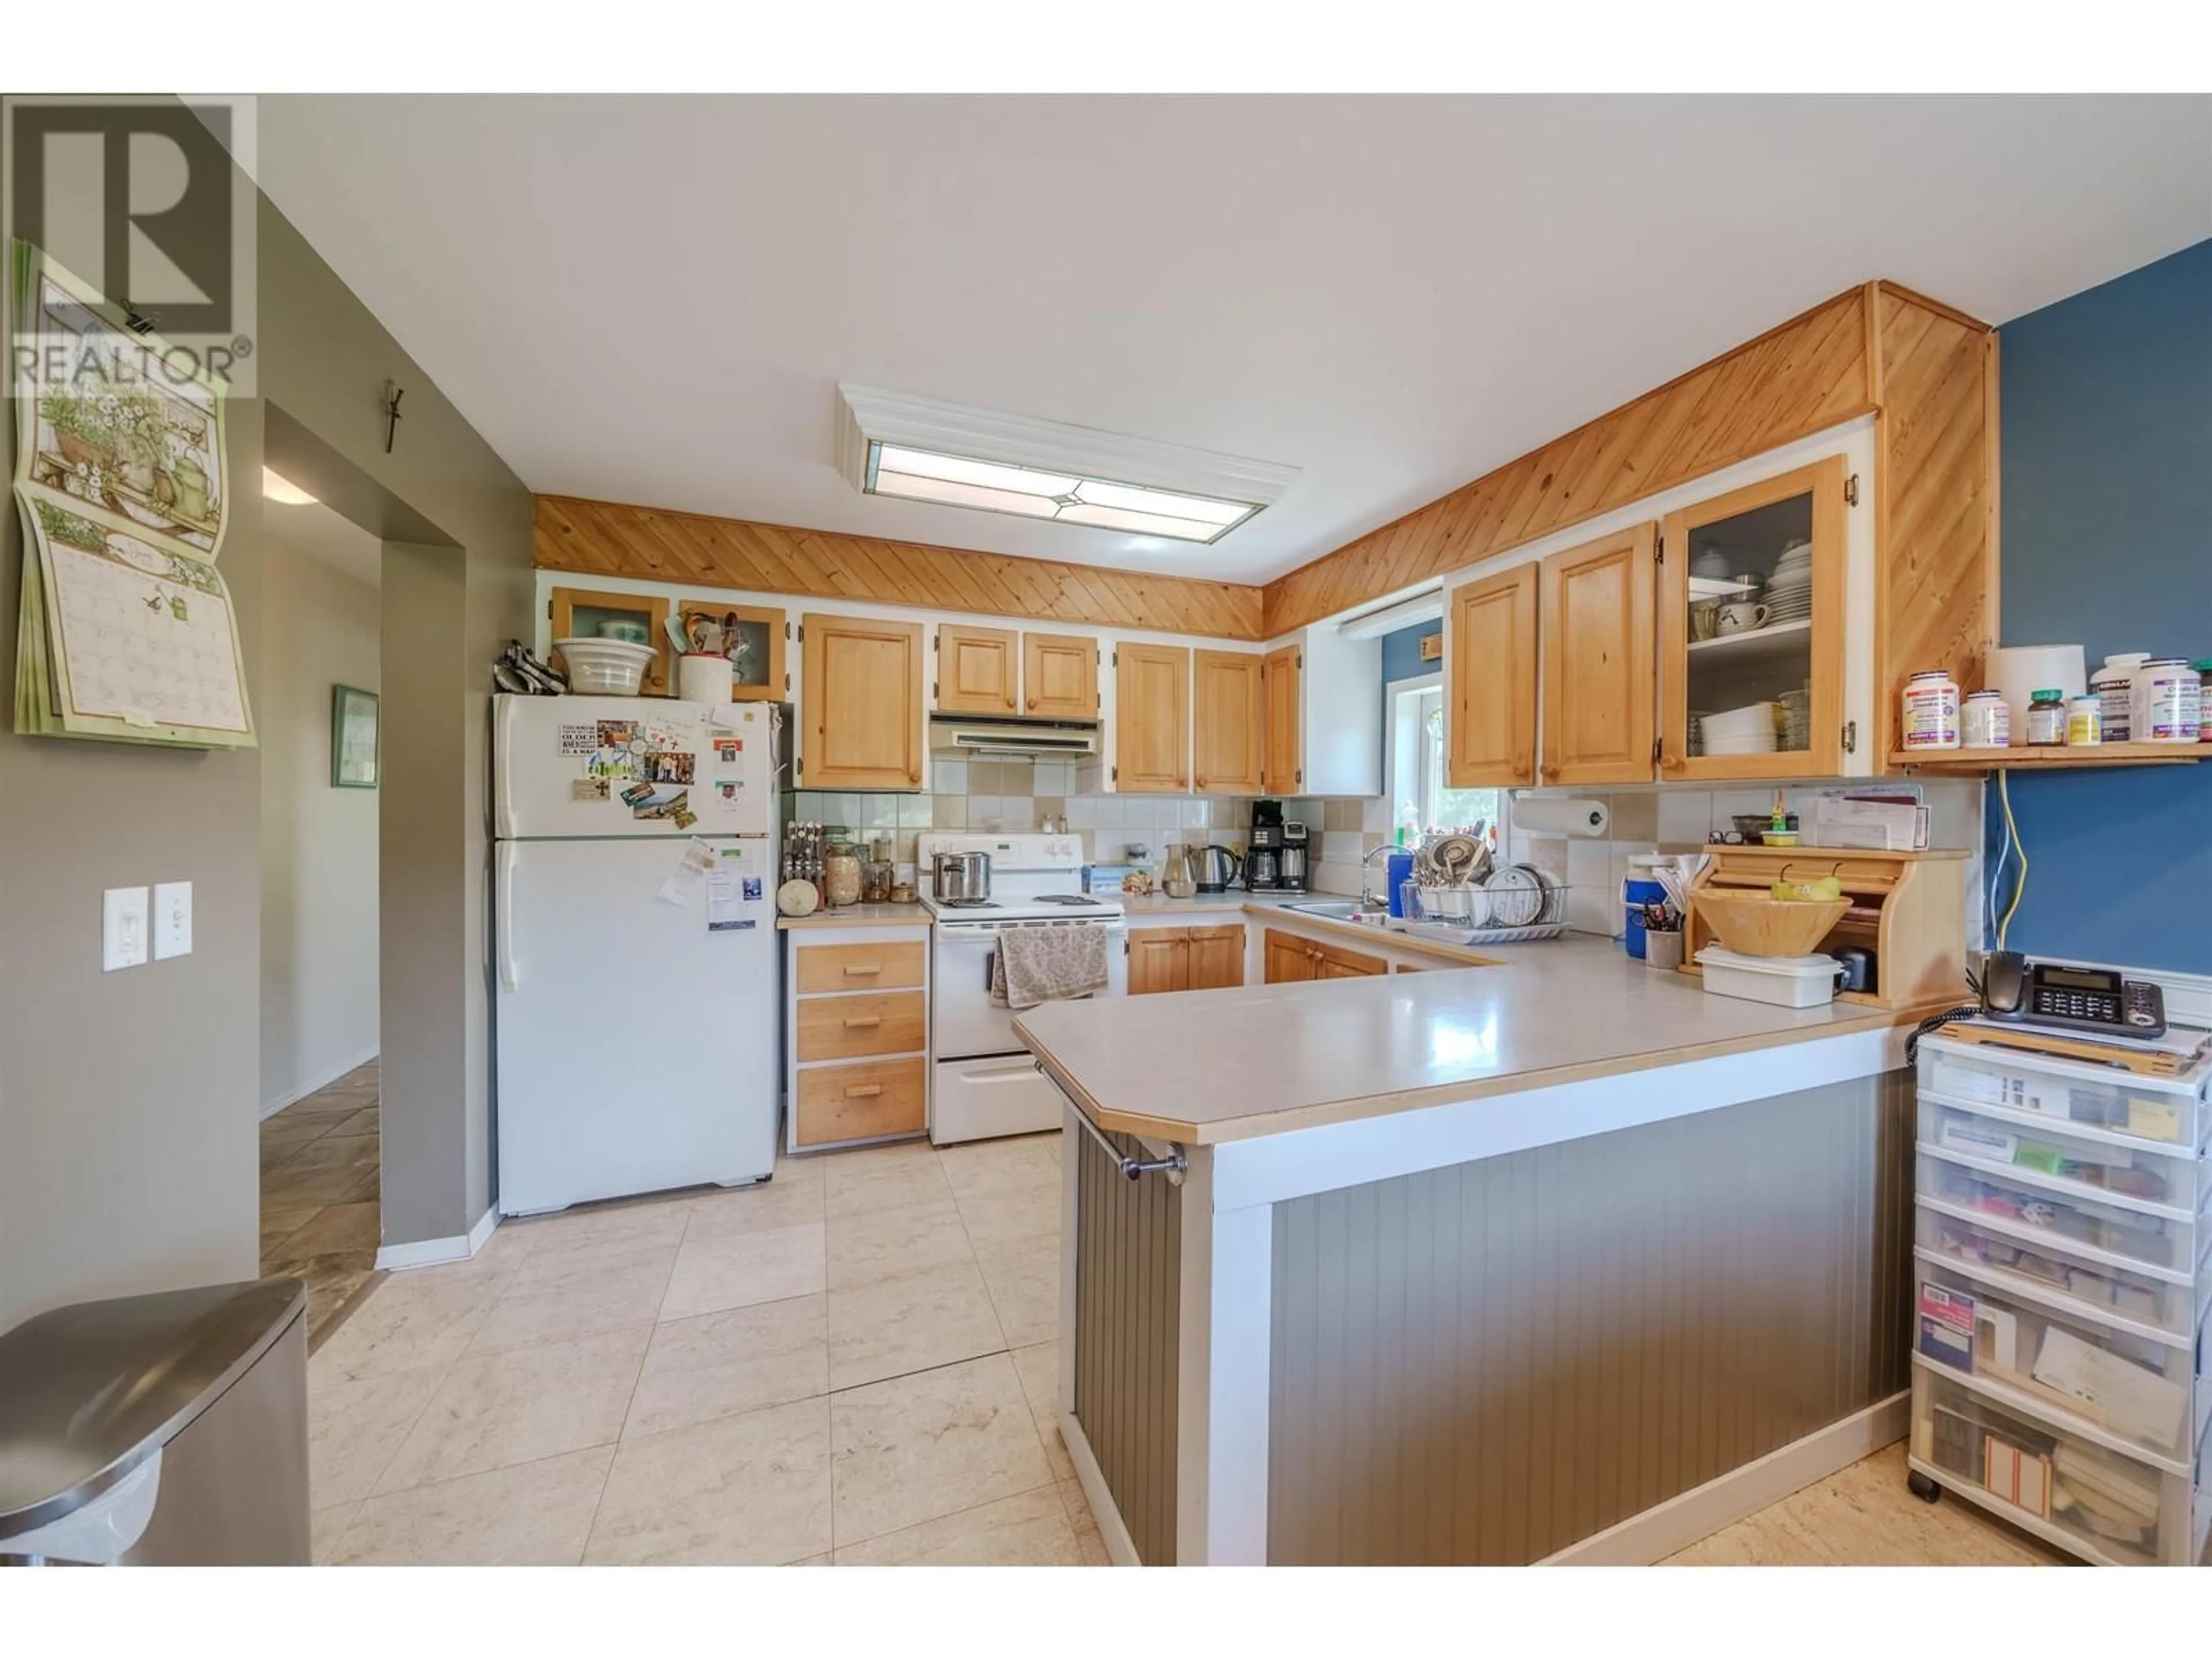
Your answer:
[1919,1096,2202,1217]
[1919,1039,2211,1151]
[1916,1200,2199,1340]
[2133,658,2205,744]
[1692,945,1843,1007]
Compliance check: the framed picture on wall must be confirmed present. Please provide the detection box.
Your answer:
[332,684,380,788]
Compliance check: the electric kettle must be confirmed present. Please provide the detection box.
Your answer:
[1191,844,1243,895]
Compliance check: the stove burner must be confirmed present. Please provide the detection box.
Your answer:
[1033,894,1102,907]
[936,897,1000,910]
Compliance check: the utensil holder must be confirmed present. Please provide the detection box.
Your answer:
[1644,929,1685,970]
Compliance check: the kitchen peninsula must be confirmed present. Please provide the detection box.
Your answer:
[1016,938,1942,1565]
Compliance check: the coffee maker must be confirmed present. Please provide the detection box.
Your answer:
[1245,800,1283,892]
[1278,819,1310,893]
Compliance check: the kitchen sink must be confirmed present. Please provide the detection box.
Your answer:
[1282,900,1389,925]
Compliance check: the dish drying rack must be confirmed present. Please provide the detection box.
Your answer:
[1389,877,1570,946]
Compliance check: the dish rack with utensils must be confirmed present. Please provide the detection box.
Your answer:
[1391,874,1570,945]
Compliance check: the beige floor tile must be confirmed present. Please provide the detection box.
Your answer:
[271,1199,382,1262]
[626,1294,830,1440]
[509,1195,690,1264]
[269,1160,384,1208]
[376,1325,649,1493]
[790,1552,832,1565]
[586,1396,833,1565]
[683,1173,826,1241]
[973,1233,1059,1349]
[659,1222,825,1321]
[826,1194,974,1291]
[275,1132,380,1176]
[470,1221,539,1272]
[312,1502,359,1565]
[823,1140,951,1218]
[1009,1341,1074,1484]
[825,1258,1007,1391]
[468,1243,677,1354]
[832,1484,1076,1566]
[953,1184,1059,1249]
[309,1364,445,1506]
[332,1446,613,1566]
[334,1105,380,1135]
[829,1351,1052,1545]
[936,1134,1059,1205]
[310,1264,505,1381]
[1056,1477,1112,1565]
[261,1200,323,1249]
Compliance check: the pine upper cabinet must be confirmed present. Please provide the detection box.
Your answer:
[934,623,1018,715]
[1659,456,1847,782]
[549,586,674,696]
[801,612,926,790]
[1127,928,1192,995]
[1022,632,1098,719]
[1192,650,1264,795]
[1539,524,1657,786]
[1115,643,1190,793]
[1446,563,1539,788]
[1261,643,1301,796]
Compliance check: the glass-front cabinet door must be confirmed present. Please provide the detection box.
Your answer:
[1658,457,1846,781]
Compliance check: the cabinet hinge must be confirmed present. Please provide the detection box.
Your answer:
[932,635,939,653]
[796,624,804,643]
[1652,737,1662,763]
[795,755,804,779]
[1844,473,1861,507]
[1842,719,1858,755]
[1111,764,1119,782]
[1296,652,1303,669]
[785,622,792,639]
[931,680,939,699]
[1654,535,1663,566]
[546,599,554,619]
[1111,649,1119,668]
[783,672,791,692]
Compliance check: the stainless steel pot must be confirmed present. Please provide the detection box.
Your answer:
[930,850,991,903]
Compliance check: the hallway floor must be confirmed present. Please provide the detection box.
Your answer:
[262,1061,382,1343]
[302,1129,2060,1567]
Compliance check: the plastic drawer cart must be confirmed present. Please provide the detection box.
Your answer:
[0,1278,309,1566]
[1908,1033,2212,1566]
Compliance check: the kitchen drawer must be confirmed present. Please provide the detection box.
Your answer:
[1916,1202,2197,1339]
[1914,1260,2196,1463]
[1919,1094,2203,1217]
[1911,1362,2180,1565]
[795,1057,926,1146]
[796,990,926,1062]
[1918,1039,2208,1151]
[796,938,926,994]
[1918,1147,2195,1273]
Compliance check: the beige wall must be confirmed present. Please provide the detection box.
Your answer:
[260,539,381,1113]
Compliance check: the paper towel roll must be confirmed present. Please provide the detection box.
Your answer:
[1988,644,2086,745]
[1511,796,1609,838]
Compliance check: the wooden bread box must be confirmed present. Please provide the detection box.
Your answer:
[1680,846,1969,1010]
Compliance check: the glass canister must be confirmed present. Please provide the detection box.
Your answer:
[823,836,863,907]
[862,860,895,903]
[2025,689,2067,745]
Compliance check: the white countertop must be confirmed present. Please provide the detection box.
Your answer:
[1014,935,1921,1145]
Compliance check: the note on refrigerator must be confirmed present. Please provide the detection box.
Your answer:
[656,839,719,907]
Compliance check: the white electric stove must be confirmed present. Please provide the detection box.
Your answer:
[917,834,1125,1144]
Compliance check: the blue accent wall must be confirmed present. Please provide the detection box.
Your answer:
[1381,620,1442,685]
[1985,238,2212,974]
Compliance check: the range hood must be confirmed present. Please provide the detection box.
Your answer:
[928,713,1101,758]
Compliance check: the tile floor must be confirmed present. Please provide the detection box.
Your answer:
[309,1132,1108,1566]
[306,1127,2059,1568]
[261,1060,384,1342]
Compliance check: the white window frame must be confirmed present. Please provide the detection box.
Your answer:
[1386,671,1509,843]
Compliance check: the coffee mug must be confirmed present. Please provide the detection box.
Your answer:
[1688,601,1720,642]
[1714,600,1768,635]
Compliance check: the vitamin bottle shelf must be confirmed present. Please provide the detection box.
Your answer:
[1888,744,2211,774]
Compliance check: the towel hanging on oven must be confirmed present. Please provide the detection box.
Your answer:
[992,923,1111,1011]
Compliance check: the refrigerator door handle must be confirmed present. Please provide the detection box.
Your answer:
[496,842,520,991]
[493,695,518,839]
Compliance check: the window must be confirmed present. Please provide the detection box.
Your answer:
[1388,675,1498,842]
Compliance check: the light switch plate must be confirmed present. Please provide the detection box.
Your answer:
[154,881,192,960]
[103,887,150,971]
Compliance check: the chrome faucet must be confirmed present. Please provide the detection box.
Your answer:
[1358,842,1399,910]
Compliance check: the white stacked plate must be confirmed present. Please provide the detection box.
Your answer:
[1701,700,1778,755]
[1767,544,1813,622]
[1779,688,1811,750]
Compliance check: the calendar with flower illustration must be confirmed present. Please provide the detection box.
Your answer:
[11,241,253,748]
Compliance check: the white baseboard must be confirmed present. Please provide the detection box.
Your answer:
[374,1205,499,1272]
[259,1045,381,1120]
[1539,1392,1911,1565]
[1059,1410,1140,1567]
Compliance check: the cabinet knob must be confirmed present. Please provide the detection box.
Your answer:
[1196,777,1206,789]
[1659,752,1686,776]
[1027,696,1037,711]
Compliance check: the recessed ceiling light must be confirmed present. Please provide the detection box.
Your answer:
[837,385,1296,546]
[262,467,317,505]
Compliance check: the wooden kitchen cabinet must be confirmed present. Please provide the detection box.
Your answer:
[1188,923,1245,990]
[800,612,926,790]
[934,623,1020,714]
[1446,563,1538,787]
[1128,927,1194,995]
[1193,650,1265,795]
[1314,938,1387,978]
[549,586,673,696]
[1115,643,1190,793]
[1022,632,1099,718]
[1263,927,1316,984]
[795,1057,927,1147]
[1658,456,1846,782]
[1539,524,1656,786]
[786,926,930,1152]
[1262,642,1301,796]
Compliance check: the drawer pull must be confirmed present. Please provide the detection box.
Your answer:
[842,963,882,976]
[843,1015,883,1028]
[843,1084,884,1099]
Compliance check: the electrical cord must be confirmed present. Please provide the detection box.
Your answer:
[1993,767,2027,951]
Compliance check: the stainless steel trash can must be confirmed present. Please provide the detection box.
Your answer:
[0,1278,309,1565]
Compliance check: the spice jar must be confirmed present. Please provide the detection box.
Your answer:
[862,860,894,904]
[823,837,862,907]
[2025,688,2067,746]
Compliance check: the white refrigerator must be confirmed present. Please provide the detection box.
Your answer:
[493,694,781,1215]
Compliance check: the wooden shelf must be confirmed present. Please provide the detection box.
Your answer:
[1888,744,2211,774]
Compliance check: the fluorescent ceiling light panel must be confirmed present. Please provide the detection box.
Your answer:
[838,385,1297,547]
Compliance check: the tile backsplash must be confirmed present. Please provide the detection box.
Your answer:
[785,759,1328,876]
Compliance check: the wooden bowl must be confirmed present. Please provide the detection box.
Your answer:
[1691,889,1849,958]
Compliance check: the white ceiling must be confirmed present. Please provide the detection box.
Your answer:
[268,495,381,588]
[259,95,2211,586]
